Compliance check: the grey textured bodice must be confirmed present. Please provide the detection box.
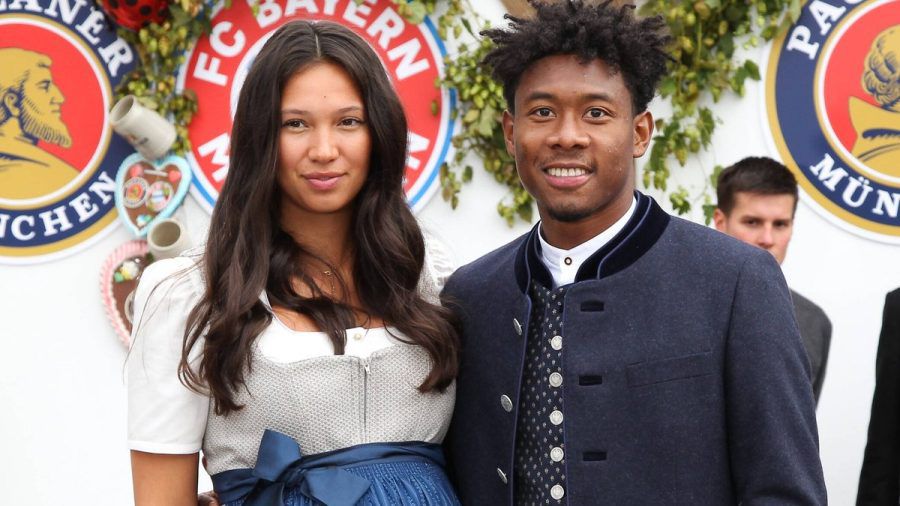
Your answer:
[202,343,455,475]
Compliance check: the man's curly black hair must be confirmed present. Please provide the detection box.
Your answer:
[482,0,672,115]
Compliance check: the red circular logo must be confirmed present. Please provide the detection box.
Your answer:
[0,10,136,263]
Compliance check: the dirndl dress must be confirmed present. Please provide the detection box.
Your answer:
[206,344,461,506]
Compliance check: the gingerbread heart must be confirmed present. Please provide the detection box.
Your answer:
[114,153,192,237]
[100,240,153,346]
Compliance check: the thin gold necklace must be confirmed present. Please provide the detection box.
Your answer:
[321,269,336,294]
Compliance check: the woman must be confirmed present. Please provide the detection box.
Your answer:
[127,20,460,506]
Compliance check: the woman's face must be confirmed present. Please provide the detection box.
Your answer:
[277,61,371,220]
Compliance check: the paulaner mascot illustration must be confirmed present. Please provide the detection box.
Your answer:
[850,27,900,177]
[0,48,79,199]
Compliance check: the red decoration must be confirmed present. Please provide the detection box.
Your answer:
[99,0,169,31]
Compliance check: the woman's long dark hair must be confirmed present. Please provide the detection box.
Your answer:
[180,20,459,415]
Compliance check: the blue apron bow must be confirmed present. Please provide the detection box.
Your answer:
[214,429,371,506]
[212,430,447,506]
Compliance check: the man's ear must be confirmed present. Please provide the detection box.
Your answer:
[632,110,653,157]
[502,110,515,157]
[712,208,727,231]
[2,91,20,117]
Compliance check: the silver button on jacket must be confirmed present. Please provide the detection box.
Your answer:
[500,394,513,412]
[551,484,565,500]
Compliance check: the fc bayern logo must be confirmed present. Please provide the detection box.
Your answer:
[767,0,900,242]
[178,0,456,213]
[0,5,135,263]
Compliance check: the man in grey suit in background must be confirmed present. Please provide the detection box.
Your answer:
[714,156,832,403]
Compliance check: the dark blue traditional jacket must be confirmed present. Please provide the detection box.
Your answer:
[442,193,827,505]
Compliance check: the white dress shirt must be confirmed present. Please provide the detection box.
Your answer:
[538,197,637,288]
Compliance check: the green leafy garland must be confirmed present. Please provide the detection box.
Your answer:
[113,0,209,155]
[638,0,800,222]
[115,0,799,225]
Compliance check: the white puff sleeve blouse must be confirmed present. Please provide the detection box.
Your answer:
[126,230,456,455]
[126,255,209,454]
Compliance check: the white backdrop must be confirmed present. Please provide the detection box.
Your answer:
[1,2,896,504]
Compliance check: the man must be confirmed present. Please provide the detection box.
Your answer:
[713,156,832,403]
[858,288,900,505]
[442,1,826,504]
[0,48,78,199]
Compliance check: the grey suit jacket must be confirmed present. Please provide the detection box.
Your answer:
[791,289,832,403]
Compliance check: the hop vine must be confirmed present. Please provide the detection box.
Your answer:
[639,0,799,222]
[111,0,210,155]
[115,0,801,224]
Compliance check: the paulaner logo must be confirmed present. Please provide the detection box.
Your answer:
[179,0,455,213]
[0,4,135,263]
[767,0,900,241]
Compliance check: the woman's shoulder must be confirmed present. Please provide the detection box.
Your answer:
[141,250,203,285]
[137,247,205,304]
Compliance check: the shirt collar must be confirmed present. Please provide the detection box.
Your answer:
[515,191,672,293]
[536,197,637,288]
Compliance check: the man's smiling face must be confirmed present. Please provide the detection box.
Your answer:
[502,54,651,224]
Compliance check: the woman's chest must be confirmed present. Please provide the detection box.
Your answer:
[202,342,456,474]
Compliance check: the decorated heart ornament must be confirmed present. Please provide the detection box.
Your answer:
[115,153,192,237]
[100,240,153,347]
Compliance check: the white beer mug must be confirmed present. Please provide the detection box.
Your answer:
[147,218,191,260]
[109,95,176,161]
